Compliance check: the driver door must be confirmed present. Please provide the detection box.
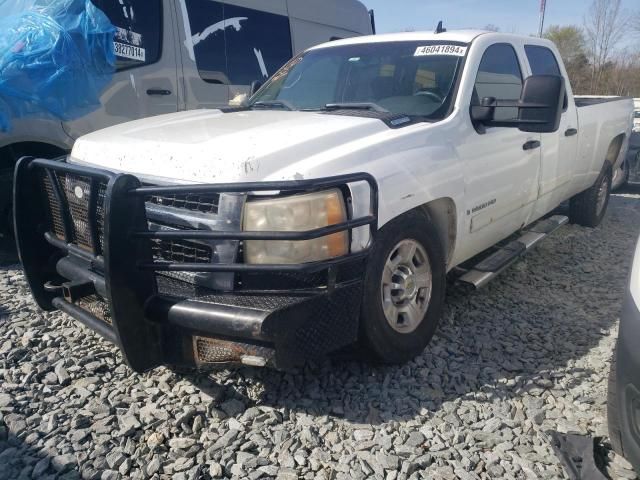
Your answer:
[456,43,541,252]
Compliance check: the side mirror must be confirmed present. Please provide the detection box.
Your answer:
[250,80,263,96]
[470,96,496,122]
[470,75,565,134]
[518,75,565,133]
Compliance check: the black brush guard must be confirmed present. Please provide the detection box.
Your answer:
[14,157,378,371]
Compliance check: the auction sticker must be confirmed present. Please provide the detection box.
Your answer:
[414,45,467,57]
[114,41,146,62]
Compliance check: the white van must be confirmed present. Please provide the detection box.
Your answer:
[0,0,373,232]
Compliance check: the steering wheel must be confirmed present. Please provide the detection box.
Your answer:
[414,90,444,102]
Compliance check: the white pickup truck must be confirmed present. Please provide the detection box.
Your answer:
[14,31,633,372]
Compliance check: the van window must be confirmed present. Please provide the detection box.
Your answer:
[185,0,227,84]
[185,1,293,86]
[473,43,523,121]
[224,4,293,85]
[91,0,162,71]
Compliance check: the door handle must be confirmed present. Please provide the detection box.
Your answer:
[523,140,541,151]
[146,89,172,96]
[564,128,578,137]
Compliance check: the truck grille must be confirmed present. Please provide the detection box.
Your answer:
[76,295,112,325]
[150,237,213,264]
[146,192,220,215]
[41,171,107,254]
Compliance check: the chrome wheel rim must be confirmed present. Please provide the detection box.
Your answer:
[381,239,432,334]
[596,174,609,215]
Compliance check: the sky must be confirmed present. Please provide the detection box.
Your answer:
[361,0,638,44]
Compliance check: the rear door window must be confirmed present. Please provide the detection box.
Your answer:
[474,43,523,121]
[91,0,162,71]
[524,45,561,75]
[525,45,568,110]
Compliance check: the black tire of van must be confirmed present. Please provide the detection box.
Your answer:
[569,162,612,228]
[359,209,446,364]
[0,167,14,237]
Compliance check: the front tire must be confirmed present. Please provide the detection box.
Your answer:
[569,162,612,228]
[359,210,446,364]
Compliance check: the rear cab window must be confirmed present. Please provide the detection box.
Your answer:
[524,45,568,110]
[184,1,293,86]
[91,0,162,71]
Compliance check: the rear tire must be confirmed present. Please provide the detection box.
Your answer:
[359,209,446,364]
[569,162,612,228]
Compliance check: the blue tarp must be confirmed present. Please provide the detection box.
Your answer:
[0,0,115,131]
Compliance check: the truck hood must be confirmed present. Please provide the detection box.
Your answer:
[70,109,390,183]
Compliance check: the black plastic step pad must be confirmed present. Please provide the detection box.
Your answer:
[474,241,526,273]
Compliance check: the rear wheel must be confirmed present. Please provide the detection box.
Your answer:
[359,210,446,364]
[569,162,612,228]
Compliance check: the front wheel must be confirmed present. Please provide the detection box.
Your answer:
[569,162,612,228]
[359,210,446,364]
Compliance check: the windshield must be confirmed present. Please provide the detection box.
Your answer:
[250,41,467,120]
[635,111,640,119]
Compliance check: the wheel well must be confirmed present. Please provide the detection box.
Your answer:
[0,142,67,170]
[605,134,626,167]
[419,198,457,269]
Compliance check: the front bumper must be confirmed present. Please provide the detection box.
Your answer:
[13,157,378,371]
[616,293,640,473]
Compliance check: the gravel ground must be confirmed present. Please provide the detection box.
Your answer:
[1,188,640,480]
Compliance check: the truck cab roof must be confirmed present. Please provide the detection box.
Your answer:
[310,30,555,50]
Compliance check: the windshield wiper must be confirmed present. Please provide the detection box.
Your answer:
[251,100,296,111]
[323,102,389,113]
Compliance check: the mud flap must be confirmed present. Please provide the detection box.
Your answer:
[549,432,608,480]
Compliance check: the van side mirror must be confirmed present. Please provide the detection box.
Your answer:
[470,75,565,134]
[250,80,263,96]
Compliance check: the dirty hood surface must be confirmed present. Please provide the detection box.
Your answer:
[70,109,389,183]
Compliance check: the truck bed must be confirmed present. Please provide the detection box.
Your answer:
[575,96,632,107]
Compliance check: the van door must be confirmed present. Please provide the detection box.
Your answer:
[457,43,541,249]
[63,0,179,140]
[524,44,579,217]
[175,0,229,109]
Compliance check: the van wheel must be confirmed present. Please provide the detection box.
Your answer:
[569,162,612,228]
[359,210,446,364]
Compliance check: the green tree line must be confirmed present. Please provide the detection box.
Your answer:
[543,0,640,97]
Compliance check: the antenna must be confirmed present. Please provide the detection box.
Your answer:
[435,21,446,34]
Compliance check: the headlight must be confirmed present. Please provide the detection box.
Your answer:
[242,189,348,264]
